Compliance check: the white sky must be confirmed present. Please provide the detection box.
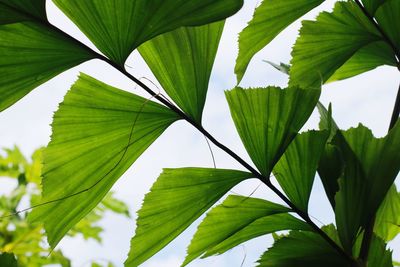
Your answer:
[0,0,399,266]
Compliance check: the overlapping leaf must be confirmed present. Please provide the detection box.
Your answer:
[0,6,95,111]
[225,86,320,176]
[273,130,328,211]
[183,195,310,265]
[53,0,243,66]
[289,1,396,88]
[327,41,397,82]
[361,0,388,15]
[257,230,350,267]
[126,168,252,267]
[30,74,180,247]
[235,0,324,83]
[139,22,224,123]
[375,185,400,241]
[374,0,400,52]
[333,123,400,252]
[0,0,46,24]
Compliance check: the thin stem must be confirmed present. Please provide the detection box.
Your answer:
[389,82,400,130]
[353,1,400,264]
[7,4,355,264]
[353,0,400,64]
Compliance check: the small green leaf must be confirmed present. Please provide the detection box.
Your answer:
[263,60,290,75]
[225,86,320,176]
[375,185,400,241]
[53,0,243,66]
[125,168,252,267]
[289,1,390,88]
[235,0,324,83]
[101,192,131,218]
[333,123,400,252]
[257,231,350,267]
[30,74,180,248]
[273,130,328,212]
[139,21,224,123]
[183,195,310,265]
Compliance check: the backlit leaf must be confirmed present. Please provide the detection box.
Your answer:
[327,41,397,82]
[0,21,94,111]
[289,1,390,88]
[30,74,180,248]
[139,22,224,123]
[225,86,320,176]
[183,195,310,265]
[53,0,243,66]
[0,0,46,24]
[126,168,252,267]
[273,130,328,211]
[375,185,400,241]
[333,123,400,252]
[235,0,324,83]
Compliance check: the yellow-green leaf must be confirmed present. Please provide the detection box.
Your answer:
[30,74,180,248]
[53,0,243,66]
[235,0,324,83]
[225,86,320,176]
[126,168,252,267]
[139,22,224,123]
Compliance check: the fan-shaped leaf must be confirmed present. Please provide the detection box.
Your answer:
[235,0,323,83]
[30,74,180,248]
[289,1,394,88]
[126,168,252,267]
[183,195,310,266]
[225,86,320,176]
[0,20,95,111]
[257,231,350,267]
[273,130,328,212]
[53,0,243,66]
[139,21,224,123]
[333,123,400,252]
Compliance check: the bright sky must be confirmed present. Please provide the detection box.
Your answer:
[0,1,399,266]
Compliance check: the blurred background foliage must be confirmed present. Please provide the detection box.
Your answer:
[0,146,130,267]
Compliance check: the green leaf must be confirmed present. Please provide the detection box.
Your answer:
[316,102,339,141]
[333,123,400,252]
[327,41,397,82]
[125,168,252,267]
[375,185,400,241]
[273,130,328,212]
[0,253,17,267]
[53,0,243,66]
[352,234,393,267]
[235,0,323,83]
[139,21,224,123]
[225,86,320,176]
[374,0,400,52]
[183,195,310,265]
[30,74,180,248]
[257,231,350,267]
[361,0,388,15]
[289,1,391,88]
[0,21,94,111]
[0,1,46,24]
